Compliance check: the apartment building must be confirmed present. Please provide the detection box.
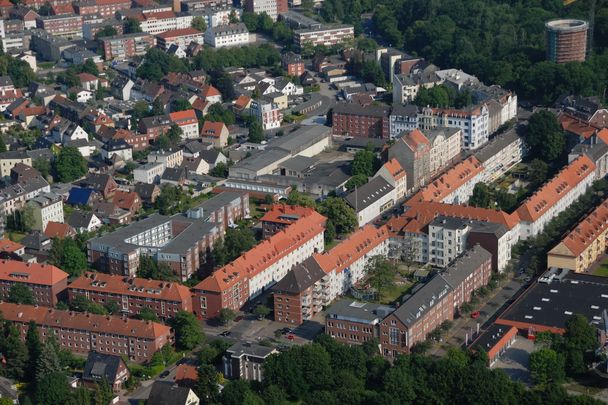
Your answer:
[134,162,165,184]
[345,177,396,226]
[27,192,64,232]
[249,100,283,130]
[192,210,326,319]
[223,342,278,382]
[139,115,173,140]
[260,205,316,238]
[204,23,250,48]
[244,0,277,21]
[168,109,199,139]
[156,27,204,51]
[0,176,50,217]
[0,151,31,177]
[293,24,354,49]
[68,272,192,320]
[139,12,193,35]
[388,129,431,192]
[425,127,462,174]
[473,126,526,183]
[200,121,229,148]
[273,225,389,325]
[331,103,390,139]
[419,105,489,150]
[101,33,155,60]
[185,192,250,231]
[0,303,172,363]
[374,158,407,201]
[379,246,491,357]
[547,198,608,273]
[148,149,183,169]
[36,14,83,38]
[87,214,220,280]
[281,52,304,76]
[75,0,132,17]
[0,260,68,306]
[326,300,394,346]
[409,156,484,205]
[516,155,596,239]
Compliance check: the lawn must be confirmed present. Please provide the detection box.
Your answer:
[379,281,413,305]
[592,261,608,277]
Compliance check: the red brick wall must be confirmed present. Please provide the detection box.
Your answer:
[273,291,302,325]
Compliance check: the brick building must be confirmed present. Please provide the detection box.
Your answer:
[36,14,83,38]
[68,272,193,320]
[0,260,68,306]
[331,103,390,139]
[157,27,204,51]
[75,0,133,17]
[0,302,172,363]
[281,52,304,76]
[326,300,394,346]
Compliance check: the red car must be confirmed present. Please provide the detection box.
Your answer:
[470,311,481,319]
[287,334,295,340]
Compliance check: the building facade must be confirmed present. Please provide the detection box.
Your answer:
[0,260,68,306]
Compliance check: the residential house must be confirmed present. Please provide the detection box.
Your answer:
[204,23,250,48]
[134,162,166,184]
[169,109,199,139]
[82,352,130,392]
[68,210,102,233]
[148,382,199,405]
[101,139,133,162]
[200,121,229,148]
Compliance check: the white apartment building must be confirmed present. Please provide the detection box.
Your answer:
[28,192,64,232]
[204,23,250,48]
[427,127,462,174]
[156,28,204,50]
[294,25,354,50]
[427,217,470,268]
[140,13,193,35]
[0,152,31,177]
[389,105,420,139]
[244,0,277,21]
[249,100,283,130]
[419,105,489,150]
[248,230,324,298]
[474,127,526,183]
[133,162,166,184]
[393,73,441,104]
[147,149,183,169]
[516,155,596,240]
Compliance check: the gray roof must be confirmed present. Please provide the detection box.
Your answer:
[345,176,394,212]
[83,352,124,384]
[268,125,331,155]
[89,214,171,253]
[390,104,420,118]
[474,127,522,164]
[160,219,217,255]
[231,149,290,174]
[333,102,389,118]
[161,167,186,182]
[148,381,194,405]
[68,210,97,228]
[302,161,351,188]
[226,341,277,359]
[571,142,608,163]
[0,377,17,401]
[326,299,394,324]
[393,275,452,327]
[424,126,461,144]
[208,23,248,36]
[279,155,317,172]
[431,215,507,238]
[270,257,325,294]
[0,150,29,160]
[440,245,491,289]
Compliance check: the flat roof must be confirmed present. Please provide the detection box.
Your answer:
[326,299,394,324]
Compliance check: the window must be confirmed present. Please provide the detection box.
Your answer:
[389,328,399,345]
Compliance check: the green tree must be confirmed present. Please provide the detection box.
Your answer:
[53,146,87,182]
[123,18,142,34]
[171,311,205,350]
[285,190,316,208]
[172,99,192,112]
[529,348,565,386]
[33,157,50,178]
[50,237,88,277]
[1,323,28,380]
[524,110,565,162]
[8,283,34,305]
[529,159,549,185]
[253,304,271,320]
[209,162,229,178]
[26,321,42,380]
[221,379,263,405]
[104,300,120,315]
[365,256,395,294]
[35,372,70,405]
[191,16,208,32]
[36,340,62,382]
[223,227,256,262]
[69,295,107,315]
[137,307,160,322]
[318,197,357,235]
[469,183,492,208]
[0,137,6,153]
[95,25,118,39]
[195,364,220,402]
[166,124,183,145]
[248,121,265,143]
[37,2,52,15]
[351,149,376,177]
[219,308,236,325]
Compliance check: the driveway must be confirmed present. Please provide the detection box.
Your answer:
[492,337,535,385]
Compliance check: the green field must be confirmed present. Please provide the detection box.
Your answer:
[592,261,608,277]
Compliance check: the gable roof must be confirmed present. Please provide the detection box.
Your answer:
[381,158,406,181]
[0,239,24,253]
[345,176,394,212]
[67,187,95,205]
[68,210,98,228]
[516,155,596,222]
[0,259,68,286]
[83,352,125,384]
[112,190,140,210]
[148,382,196,405]
[44,222,75,239]
[200,121,226,137]
[270,257,325,294]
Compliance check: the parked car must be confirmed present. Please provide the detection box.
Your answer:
[470,311,481,319]
[287,334,295,340]
[220,330,231,337]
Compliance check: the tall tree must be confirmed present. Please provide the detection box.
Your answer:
[26,321,42,380]
[248,121,265,143]
[318,197,357,235]
[195,364,220,402]
[53,146,87,182]
[171,311,205,350]
[524,110,565,162]
[191,16,207,32]
[529,348,565,386]
[1,323,28,379]
[8,284,34,305]
[35,372,70,405]
[36,340,62,382]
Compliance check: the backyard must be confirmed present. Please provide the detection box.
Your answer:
[592,258,608,277]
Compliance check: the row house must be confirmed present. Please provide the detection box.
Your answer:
[75,0,132,18]
[516,155,596,240]
[0,260,68,306]
[261,204,317,239]
[379,245,491,357]
[68,272,192,320]
[0,303,172,363]
[547,197,608,273]
[331,103,390,139]
[272,224,389,325]
[409,156,484,205]
[192,210,326,319]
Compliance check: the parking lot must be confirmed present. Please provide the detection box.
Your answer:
[492,337,536,385]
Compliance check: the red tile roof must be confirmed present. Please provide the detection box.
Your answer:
[112,190,140,211]
[143,10,175,19]
[0,239,23,253]
[156,27,202,39]
[409,156,483,203]
[200,121,226,138]
[233,95,251,110]
[0,302,171,339]
[516,155,596,222]
[559,113,598,139]
[52,3,74,13]
[0,260,68,286]
[69,272,192,303]
[260,204,317,225]
[597,128,608,145]
[554,198,608,256]
[314,224,389,274]
[175,364,198,383]
[78,73,98,83]
[201,85,220,99]
[402,129,430,151]
[382,158,406,181]
[194,211,326,293]
[44,221,76,239]
[169,109,197,125]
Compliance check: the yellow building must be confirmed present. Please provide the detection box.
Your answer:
[547,199,608,273]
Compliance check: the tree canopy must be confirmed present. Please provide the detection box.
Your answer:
[8,284,34,305]
[50,237,88,278]
[171,311,205,350]
[524,110,565,162]
[53,146,87,182]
